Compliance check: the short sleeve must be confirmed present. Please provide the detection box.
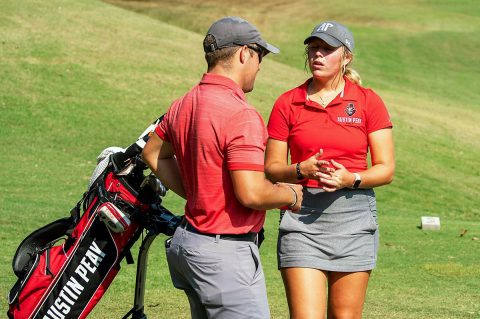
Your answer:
[267,97,291,141]
[365,91,393,134]
[154,100,179,142]
[154,117,169,141]
[226,109,268,171]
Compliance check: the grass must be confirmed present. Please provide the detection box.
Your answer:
[1,0,479,318]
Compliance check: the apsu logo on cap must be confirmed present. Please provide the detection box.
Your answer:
[317,22,334,32]
[345,103,356,116]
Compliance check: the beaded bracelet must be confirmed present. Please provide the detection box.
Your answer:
[295,162,304,180]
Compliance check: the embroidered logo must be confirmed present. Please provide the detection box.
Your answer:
[316,22,334,32]
[345,103,356,116]
[345,39,352,51]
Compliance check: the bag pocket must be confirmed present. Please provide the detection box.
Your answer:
[8,244,67,318]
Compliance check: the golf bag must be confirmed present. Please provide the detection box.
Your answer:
[7,117,182,319]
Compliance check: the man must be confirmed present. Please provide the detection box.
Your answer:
[142,16,303,319]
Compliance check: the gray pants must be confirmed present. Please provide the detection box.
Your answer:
[165,224,270,319]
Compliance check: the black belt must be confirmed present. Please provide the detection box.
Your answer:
[182,221,257,243]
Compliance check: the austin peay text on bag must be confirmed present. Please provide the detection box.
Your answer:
[7,117,182,319]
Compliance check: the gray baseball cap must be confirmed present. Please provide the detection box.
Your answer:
[205,16,280,55]
[304,21,354,52]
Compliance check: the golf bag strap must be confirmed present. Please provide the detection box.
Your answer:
[125,250,134,265]
[66,191,89,236]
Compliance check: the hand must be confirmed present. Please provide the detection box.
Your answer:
[277,183,303,212]
[316,160,355,192]
[298,149,334,180]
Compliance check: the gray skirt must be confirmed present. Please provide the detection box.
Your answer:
[277,188,379,272]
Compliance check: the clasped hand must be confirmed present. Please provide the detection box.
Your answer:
[299,150,354,192]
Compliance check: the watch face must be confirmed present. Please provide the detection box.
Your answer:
[353,173,361,189]
[353,180,361,189]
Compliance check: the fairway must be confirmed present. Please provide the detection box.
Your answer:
[1,0,479,318]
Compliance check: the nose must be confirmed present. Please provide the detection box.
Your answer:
[314,49,324,58]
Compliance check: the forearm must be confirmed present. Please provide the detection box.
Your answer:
[357,128,395,189]
[265,138,300,184]
[247,179,297,210]
[151,158,187,199]
[230,170,300,211]
[265,162,299,184]
[355,162,395,189]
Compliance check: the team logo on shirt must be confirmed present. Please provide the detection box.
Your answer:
[337,103,362,124]
[345,103,356,116]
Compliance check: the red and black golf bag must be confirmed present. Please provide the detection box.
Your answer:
[7,117,182,319]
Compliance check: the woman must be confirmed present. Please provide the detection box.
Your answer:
[265,21,395,318]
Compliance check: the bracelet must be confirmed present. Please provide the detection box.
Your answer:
[287,185,298,209]
[295,162,304,180]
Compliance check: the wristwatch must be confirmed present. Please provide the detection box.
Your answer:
[352,173,361,189]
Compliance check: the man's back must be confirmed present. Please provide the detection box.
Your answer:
[156,73,267,234]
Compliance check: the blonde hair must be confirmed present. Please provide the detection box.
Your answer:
[345,68,362,85]
[342,47,362,85]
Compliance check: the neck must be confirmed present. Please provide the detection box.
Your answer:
[307,74,345,107]
[309,73,345,94]
[207,65,244,92]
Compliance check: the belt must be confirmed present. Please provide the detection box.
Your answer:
[181,220,257,243]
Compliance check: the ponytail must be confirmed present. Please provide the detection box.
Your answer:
[345,68,362,85]
[342,47,362,85]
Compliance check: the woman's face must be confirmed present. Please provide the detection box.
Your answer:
[307,38,347,80]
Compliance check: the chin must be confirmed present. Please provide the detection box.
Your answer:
[312,71,334,80]
[311,69,326,76]
[243,85,254,93]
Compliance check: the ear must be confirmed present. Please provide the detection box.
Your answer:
[239,46,249,65]
[343,58,352,67]
[342,49,353,66]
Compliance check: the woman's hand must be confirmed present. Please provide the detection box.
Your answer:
[316,160,355,192]
[298,149,334,180]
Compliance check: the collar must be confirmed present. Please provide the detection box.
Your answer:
[200,73,246,101]
[292,77,358,109]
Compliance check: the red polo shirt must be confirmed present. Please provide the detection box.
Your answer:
[155,73,267,234]
[267,77,392,188]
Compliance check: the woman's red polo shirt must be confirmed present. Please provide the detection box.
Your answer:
[267,78,392,188]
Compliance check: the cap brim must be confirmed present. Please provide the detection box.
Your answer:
[304,33,343,48]
[257,40,280,55]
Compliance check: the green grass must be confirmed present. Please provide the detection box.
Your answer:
[1,0,480,318]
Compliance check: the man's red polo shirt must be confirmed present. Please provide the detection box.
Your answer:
[267,77,392,188]
[155,73,267,234]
